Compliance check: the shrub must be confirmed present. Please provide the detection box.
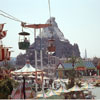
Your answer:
[0,78,13,99]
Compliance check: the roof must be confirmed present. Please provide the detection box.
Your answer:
[57,61,96,70]
[75,60,85,68]
[62,63,73,70]
[14,64,36,73]
[84,61,96,69]
[19,32,30,35]
[11,63,41,75]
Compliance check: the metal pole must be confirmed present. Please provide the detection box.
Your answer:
[48,54,50,76]
[34,28,38,96]
[20,81,22,99]
[40,28,43,70]
[23,76,26,99]
[40,28,45,98]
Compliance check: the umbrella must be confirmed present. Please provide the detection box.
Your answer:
[61,79,69,83]
[43,76,49,80]
[68,85,83,92]
[55,86,70,93]
[18,75,23,78]
[46,89,60,97]
[28,75,35,78]
[54,79,61,82]
[81,82,95,90]
[36,93,48,98]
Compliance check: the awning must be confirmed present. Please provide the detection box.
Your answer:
[75,67,86,71]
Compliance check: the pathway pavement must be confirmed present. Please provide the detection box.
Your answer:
[90,87,100,99]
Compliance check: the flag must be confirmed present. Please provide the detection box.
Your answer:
[0,24,4,32]
[0,47,10,61]
[0,47,4,61]
[0,30,7,39]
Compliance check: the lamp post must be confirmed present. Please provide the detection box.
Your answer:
[23,76,26,99]
[71,56,76,69]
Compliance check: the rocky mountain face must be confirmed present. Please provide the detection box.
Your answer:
[16,17,80,65]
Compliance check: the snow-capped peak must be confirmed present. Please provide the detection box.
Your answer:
[41,17,67,41]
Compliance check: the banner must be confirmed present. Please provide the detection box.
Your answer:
[0,24,4,32]
[0,48,4,61]
[0,30,7,39]
[0,47,10,61]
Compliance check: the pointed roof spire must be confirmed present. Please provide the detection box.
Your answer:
[26,59,30,64]
[85,49,87,60]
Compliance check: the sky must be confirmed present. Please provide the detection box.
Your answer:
[0,0,100,58]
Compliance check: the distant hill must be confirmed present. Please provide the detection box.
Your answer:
[0,57,16,67]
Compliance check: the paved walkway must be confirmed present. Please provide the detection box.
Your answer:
[90,87,100,99]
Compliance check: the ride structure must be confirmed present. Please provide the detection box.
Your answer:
[48,34,56,53]
[47,31,56,79]
[20,0,53,96]
[21,23,51,98]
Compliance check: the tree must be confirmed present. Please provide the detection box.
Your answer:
[93,57,100,67]
[64,57,82,89]
[0,78,13,99]
[65,70,82,89]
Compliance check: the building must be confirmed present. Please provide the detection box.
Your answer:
[56,60,96,78]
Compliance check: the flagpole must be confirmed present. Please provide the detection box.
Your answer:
[34,28,38,97]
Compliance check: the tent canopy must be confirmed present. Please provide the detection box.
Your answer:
[11,62,41,75]
[68,85,83,92]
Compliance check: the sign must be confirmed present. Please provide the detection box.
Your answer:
[97,66,100,70]
[75,67,86,71]
[58,70,63,78]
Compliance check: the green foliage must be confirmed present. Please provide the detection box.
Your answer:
[65,80,74,89]
[0,78,13,99]
[66,70,77,78]
[65,78,82,89]
[12,80,19,88]
[65,69,83,89]
[76,81,82,87]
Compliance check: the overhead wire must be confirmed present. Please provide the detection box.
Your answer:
[0,9,32,32]
[0,1,52,24]
[0,13,22,22]
[0,1,52,32]
[0,9,23,23]
[0,0,52,23]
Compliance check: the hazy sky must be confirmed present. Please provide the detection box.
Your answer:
[0,0,100,58]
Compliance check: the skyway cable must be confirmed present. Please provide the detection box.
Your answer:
[0,9,22,22]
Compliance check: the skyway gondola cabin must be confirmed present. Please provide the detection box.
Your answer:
[18,32,30,50]
[48,38,56,52]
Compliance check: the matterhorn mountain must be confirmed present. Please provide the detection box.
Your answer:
[41,17,68,42]
[16,17,80,65]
